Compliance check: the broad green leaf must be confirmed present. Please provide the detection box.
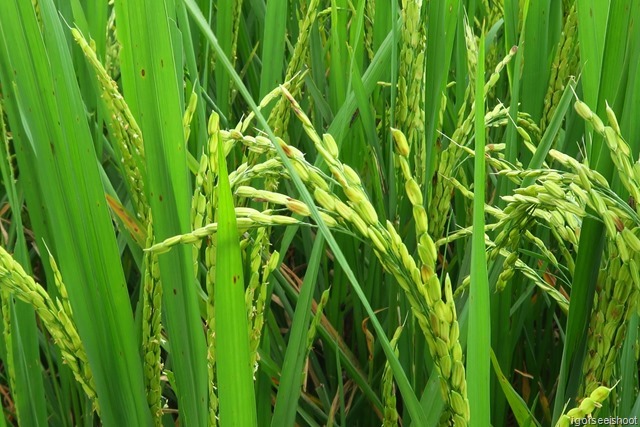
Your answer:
[215,132,258,427]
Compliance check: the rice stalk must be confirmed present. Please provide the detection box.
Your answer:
[395,0,426,183]
[305,287,331,358]
[364,0,375,61]
[441,166,584,308]
[242,156,277,365]
[268,0,320,135]
[72,28,148,221]
[391,128,437,282]
[293,283,330,396]
[183,91,199,142]
[230,0,244,82]
[191,152,210,271]
[105,6,119,79]
[300,288,331,390]
[581,244,638,397]
[0,290,18,420]
[249,248,279,370]
[483,0,505,103]
[146,208,320,254]
[44,246,75,333]
[429,46,517,241]
[542,4,578,131]
[462,16,478,106]
[141,217,164,425]
[563,100,640,399]
[205,113,221,427]
[381,325,403,427]
[0,246,98,413]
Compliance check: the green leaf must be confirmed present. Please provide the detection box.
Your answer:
[490,350,540,427]
[468,32,491,427]
[215,132,258,427]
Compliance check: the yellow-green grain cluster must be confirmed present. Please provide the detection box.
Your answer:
[205,113,221,427]
[364,0,376,61]
[249,249,279,371]
[191,151,211,276]
[268,0,320,135]
[440,174,571,311]
[281,89,469,426]
[72,28,148,221]
[581,244,639,396]
[396,0,426,183]
[0,246,98,413]
[555,385,615,427]
[141,218,164,425]
[381,326,402,427]
[542,4,578,130]
[151,89,472,426]
[0,291,17,420]
[429,46,516,241]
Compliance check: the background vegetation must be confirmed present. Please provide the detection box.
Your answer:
[0,0,639,426]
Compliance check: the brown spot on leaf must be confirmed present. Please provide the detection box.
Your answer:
[141,69,146,77]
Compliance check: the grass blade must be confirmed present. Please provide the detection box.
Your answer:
[215,134,258,427]
[490,350,540,427]
[468,32,490,427]
[259,0,288,98]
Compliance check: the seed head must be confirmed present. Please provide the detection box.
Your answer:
[391,128,410,157]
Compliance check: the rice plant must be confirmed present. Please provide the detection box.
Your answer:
[0,0,639,426]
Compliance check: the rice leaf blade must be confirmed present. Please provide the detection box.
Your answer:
[490,350,540,427]
[259,0,288,98]
[468,32,491,427]
[215,128,258,427]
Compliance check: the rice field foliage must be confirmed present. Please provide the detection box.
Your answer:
[0,0,639,426]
